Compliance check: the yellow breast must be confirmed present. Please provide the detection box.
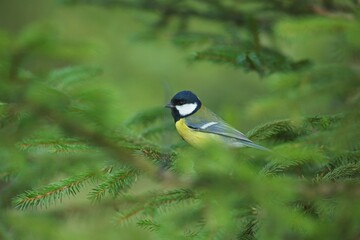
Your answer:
[175,118,219,147]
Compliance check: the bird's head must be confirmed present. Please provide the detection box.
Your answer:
[165,90,202,121]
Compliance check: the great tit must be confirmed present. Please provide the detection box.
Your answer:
[165,90,268,151]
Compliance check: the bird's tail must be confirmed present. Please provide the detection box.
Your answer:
[242,141,270,151]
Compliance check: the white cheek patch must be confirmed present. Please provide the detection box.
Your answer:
[176,103,198,116]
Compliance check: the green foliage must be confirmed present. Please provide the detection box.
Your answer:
[61,0,334,76]
[247,114,344,142]
[321,162,360,181]
[113,189,197,225]
[89,168,139,202]
[193,46,310,76]
[137,219,160,232]
[14,172,98,210]
[17,137,93,153]
[0,0,359,239]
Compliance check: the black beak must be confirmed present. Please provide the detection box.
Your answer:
[165,102,174,108]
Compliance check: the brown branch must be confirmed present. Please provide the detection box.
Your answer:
[90,170,138,201]
[26,103,184,186]
[33,105,157,175]
[15,172,97,209]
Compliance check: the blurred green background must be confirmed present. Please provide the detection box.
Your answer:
[1,0,359,239]
[1,0,270,126]
[1,1,263,239]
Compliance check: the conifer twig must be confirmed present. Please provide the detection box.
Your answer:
[114,189,197,224]
[14,172,98,210]
[29,104,162,180]
[89,168,139,202]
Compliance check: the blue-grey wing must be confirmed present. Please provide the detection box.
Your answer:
[185,107,268,150]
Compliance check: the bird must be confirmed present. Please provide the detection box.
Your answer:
[165,90,268,151]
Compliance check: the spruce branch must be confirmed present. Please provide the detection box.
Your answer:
[137,219,160,232]
[89,168,139,202]
[110,131,177,169]
[247,119,300,142]
[17,137,93,153]
[237,218,258,240]
[139,146,176,169]
[58,1,316,76]
[22,99,178,180]
[46,65,103,91]
[247,115,343,142]
[149,188,196,206]
[331,150,360,165]
[193,46,309,75]
[321,163,360,181]
[316,150,360,181]
[28,104,163,181]
[13,172,98,210]
[114,189,197,224]
[110,126,177,169]
[260,145,326,176]
[114,206,145,225]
